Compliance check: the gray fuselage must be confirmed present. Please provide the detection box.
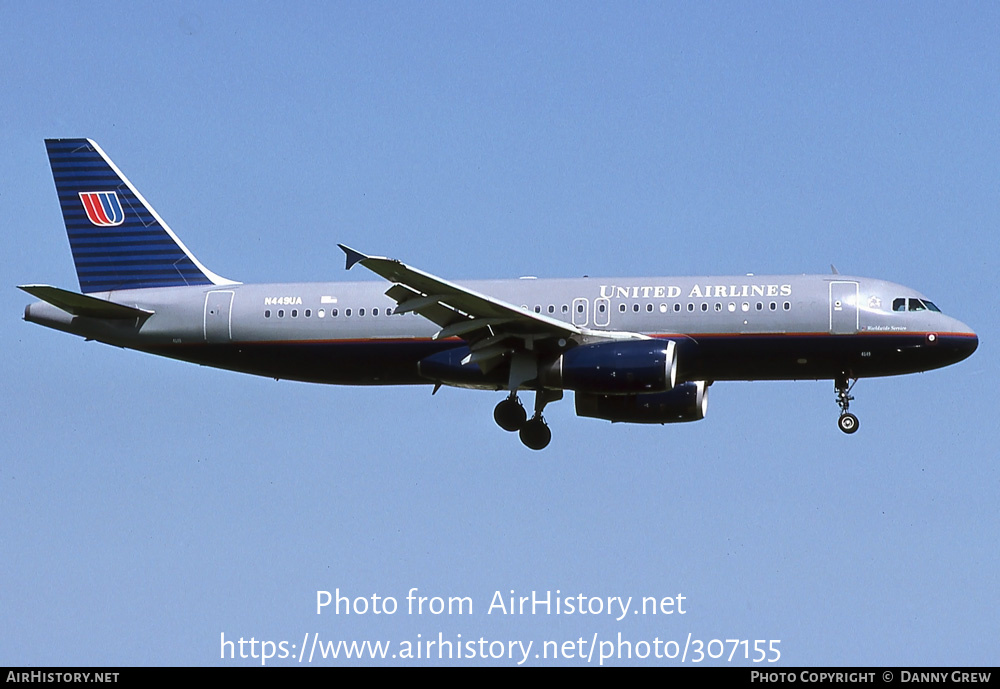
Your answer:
[24,273,978,388]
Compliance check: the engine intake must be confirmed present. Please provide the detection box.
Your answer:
[575,381,709,424]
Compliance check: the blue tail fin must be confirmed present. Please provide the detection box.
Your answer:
[45,138,234,293]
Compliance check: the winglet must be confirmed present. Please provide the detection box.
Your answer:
[338,244,369,270]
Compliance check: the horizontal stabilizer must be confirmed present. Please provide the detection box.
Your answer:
[18,285,154,320]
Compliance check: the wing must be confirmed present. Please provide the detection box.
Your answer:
[339,245,635,386]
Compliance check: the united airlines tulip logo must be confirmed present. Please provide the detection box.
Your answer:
[79,191,124,227]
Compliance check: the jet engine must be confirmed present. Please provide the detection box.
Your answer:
[575,381,709,424]
[544,340,677,394]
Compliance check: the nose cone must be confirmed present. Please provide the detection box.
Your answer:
[955,331,979,361]
[941,319,978,364]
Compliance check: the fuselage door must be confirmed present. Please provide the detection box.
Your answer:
[829,281,859,335]
[204,290,235,342]
[572,298,589,327]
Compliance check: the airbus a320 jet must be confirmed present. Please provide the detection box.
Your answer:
[21,139,978,449]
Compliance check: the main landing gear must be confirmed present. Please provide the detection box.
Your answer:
[494,394,526,431]
[835,375,859,434]
[494,390,561,450]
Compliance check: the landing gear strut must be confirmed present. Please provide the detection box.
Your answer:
[835,375,859,434]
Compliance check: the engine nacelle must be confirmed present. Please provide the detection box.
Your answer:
[575,381,709,424]
[546,340,677,394]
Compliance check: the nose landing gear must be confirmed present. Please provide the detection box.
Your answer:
[835,375,859,434]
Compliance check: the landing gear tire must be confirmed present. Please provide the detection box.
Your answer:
[519,417,552,450]
[838,412,859,434]
[834,374,859,435]
[494,397,527,432]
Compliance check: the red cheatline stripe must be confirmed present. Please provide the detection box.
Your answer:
[162,332,976,347]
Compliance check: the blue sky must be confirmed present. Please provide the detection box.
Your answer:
[2,2,997,666]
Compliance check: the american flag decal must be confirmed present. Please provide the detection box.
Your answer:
[79,191,124,227]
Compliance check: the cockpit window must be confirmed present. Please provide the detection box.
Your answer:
[894,297,942,313]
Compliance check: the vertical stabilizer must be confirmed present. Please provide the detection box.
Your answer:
[44,138,235,293]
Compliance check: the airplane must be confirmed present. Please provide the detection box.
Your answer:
[21,138,979,450]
